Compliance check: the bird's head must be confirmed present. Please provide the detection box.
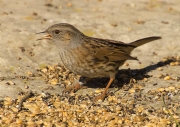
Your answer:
[37,23,84,48]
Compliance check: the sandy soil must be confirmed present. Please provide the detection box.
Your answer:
[0,0,180,126]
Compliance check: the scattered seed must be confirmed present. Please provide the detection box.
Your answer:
[6,81,15,85]
[164,76,171,80]
[157,67,163,71]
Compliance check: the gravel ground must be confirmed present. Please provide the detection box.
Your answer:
[0,0,180,126]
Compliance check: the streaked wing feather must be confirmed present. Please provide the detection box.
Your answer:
[85,37,137,62]
[95,48,137,62]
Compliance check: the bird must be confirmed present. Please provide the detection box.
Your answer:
[37,23,161,100]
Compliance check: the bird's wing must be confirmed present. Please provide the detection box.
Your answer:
[86,38,137,62]
[95,47,137,61]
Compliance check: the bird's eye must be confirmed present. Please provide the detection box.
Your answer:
[54,30,60,34]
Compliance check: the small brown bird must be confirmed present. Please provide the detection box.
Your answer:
[37,23,161,100]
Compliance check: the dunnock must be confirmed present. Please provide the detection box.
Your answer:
[37,23,161,100]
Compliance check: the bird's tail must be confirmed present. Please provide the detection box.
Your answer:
[130,36,161,47]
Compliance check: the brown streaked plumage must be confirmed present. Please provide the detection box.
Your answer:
[37,23,161,100]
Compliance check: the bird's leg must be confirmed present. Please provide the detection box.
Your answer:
[94,77,115,101]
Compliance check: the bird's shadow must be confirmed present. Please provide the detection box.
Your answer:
[83,58,175,89]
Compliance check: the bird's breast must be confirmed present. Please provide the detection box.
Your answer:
[58,47,123,78]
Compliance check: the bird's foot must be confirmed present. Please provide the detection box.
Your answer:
[64,83,81,93]
[94,92,107,101]
[63,77,88,93]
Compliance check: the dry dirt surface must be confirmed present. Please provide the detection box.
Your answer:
[0,0,180,126]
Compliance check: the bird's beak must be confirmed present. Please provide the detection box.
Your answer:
[36,31,52,41]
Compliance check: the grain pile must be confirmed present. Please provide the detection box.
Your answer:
[0,56,179,126]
